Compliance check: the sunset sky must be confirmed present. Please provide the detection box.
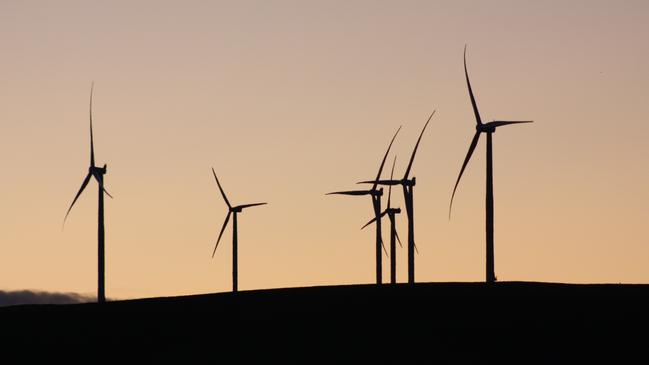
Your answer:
[1,0,648,300]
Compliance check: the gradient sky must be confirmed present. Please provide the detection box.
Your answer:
[1,0,648,299]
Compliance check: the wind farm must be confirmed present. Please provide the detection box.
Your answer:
[3,45,645,361]
[327,126,400,284]
[361,156,403,284]
[2,1,649,361]
[357,112,433,283]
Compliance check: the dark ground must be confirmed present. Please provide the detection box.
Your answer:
[1,282,647,362]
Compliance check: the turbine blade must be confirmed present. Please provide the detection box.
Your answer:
[387,156,397,208]
[103,187,113,199]
[360,210,388,230]
[238,202,268,210]
[212,168,231,209]
[395,230,403,248]
[89,82,95,167]
[360,216,378,230]
[212,212,231,258]
[356,180,400,186]
[449,131,481,218]
[403,110,435,180]
[382,238,388,257]
[327,190,371,196]
[489,120,534,128]
[63,173,92,225]
[372,126,402,190]
[464,45,482,125]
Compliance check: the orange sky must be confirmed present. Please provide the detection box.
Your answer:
[1,1,648,299]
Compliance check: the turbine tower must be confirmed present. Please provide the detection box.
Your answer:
[449,46,533,283]
[328,127,401,284]
[211,169,267,292]
[358,110,434,283]
[64,83,113,304]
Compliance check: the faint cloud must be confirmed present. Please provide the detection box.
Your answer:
[0,290,94,307]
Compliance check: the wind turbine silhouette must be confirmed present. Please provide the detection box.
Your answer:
[360,156,404,284]
[449,46,533,283]
[358,110,434,283]
[63,83,113,304]
[211,168,267,292]
[327,127,401,284]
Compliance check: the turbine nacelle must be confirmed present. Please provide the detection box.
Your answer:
[477,124,496,133]
[89,164,107,176]
[387,207,401,214]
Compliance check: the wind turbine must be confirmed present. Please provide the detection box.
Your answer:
[358,110,435,283]
[360,156,403,284]
[211,169,267,292]
[449,46,533,283]
[63,83,113,304]
[327,127,401,284]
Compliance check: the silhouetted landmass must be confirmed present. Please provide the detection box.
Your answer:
[1,282,647,361]
[0,290,93,306]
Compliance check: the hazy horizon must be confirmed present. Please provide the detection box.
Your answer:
[1,0,648,300]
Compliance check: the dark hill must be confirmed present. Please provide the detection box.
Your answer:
[2,282,647,361]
